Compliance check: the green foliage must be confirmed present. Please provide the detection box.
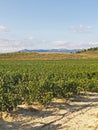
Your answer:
[0,59,98,111]
[76,47,98,53]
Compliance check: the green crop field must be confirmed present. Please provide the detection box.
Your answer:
[0,59,98,111]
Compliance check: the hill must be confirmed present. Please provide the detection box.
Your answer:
[76,47,98,53]
[19,48,79,53]
[0,47,98,60]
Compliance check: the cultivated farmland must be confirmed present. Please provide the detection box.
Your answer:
[0,59,98,111]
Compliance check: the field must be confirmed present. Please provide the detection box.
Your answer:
[0,59,98,112]
[1,51,98,60]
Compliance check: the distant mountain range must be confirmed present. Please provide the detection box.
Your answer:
[19,49,80,53]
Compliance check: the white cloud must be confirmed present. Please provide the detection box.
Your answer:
[51,40,98,49]
[0,25,8,32]
[0,38,48,53]
[51,41,68,46]
[69,24,93,33]
[1,38,98,53]
[0,38,35,53]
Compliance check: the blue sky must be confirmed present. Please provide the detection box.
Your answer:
[0,0,98,52]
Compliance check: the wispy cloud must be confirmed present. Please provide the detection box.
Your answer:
[0,25,8,32]
[69,24,93,33]
[1,38,98,53]
[51,41,69,46]
[0,38,35,53]
[51,40,98,49]
[0,38,47,53]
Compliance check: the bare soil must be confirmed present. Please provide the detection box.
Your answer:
[0,92,98,130]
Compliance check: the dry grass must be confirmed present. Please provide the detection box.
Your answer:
[0,52,98,60]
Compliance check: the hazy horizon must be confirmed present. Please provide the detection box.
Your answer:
[0,0,98,53]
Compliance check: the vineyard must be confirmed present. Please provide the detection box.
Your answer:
[0,59,98,112]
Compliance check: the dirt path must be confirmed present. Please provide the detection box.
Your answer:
[0,92,98,130]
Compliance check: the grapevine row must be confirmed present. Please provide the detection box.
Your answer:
[0,60,98,111]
